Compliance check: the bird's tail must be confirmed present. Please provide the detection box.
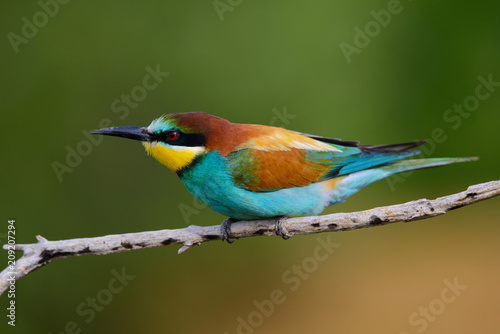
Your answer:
[378,157,478,174]
[328,157,478,205]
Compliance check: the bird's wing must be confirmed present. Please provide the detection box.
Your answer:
[226,128,363,192]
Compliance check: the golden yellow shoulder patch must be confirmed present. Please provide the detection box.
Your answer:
[241,128,341,152]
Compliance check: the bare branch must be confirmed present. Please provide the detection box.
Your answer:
[1,180,499,296]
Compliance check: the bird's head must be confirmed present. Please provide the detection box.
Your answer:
[91,112,232,173]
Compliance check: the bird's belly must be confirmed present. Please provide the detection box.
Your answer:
[180,153,332,220]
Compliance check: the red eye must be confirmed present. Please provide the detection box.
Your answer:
[167,131,179,140]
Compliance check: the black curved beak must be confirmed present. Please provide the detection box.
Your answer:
[90,126,151,142]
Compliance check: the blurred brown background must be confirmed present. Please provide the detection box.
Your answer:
[1,1,499,333]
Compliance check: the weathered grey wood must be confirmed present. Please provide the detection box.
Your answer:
[1,180,498,296]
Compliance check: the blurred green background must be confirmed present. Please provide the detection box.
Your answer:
[1,1,499,333]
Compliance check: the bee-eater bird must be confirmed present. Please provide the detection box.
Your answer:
[90,112,475,242]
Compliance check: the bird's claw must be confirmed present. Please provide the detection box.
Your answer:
[275,217,292,240]
[220,218,239,243]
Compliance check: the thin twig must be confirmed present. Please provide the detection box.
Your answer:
[1,180,498,296]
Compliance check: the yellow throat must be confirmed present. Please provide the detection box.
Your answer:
[143,142,204,172]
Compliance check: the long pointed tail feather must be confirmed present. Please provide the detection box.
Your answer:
[329,157,478,205]
[379,157,479,174]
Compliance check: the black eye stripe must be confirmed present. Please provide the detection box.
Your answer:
[151,131,206,147]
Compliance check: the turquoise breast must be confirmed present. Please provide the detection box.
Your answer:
[179,151,331,220]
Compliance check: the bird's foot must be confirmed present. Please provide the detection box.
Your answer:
[220,218,239,243]
[275,216,292,240]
